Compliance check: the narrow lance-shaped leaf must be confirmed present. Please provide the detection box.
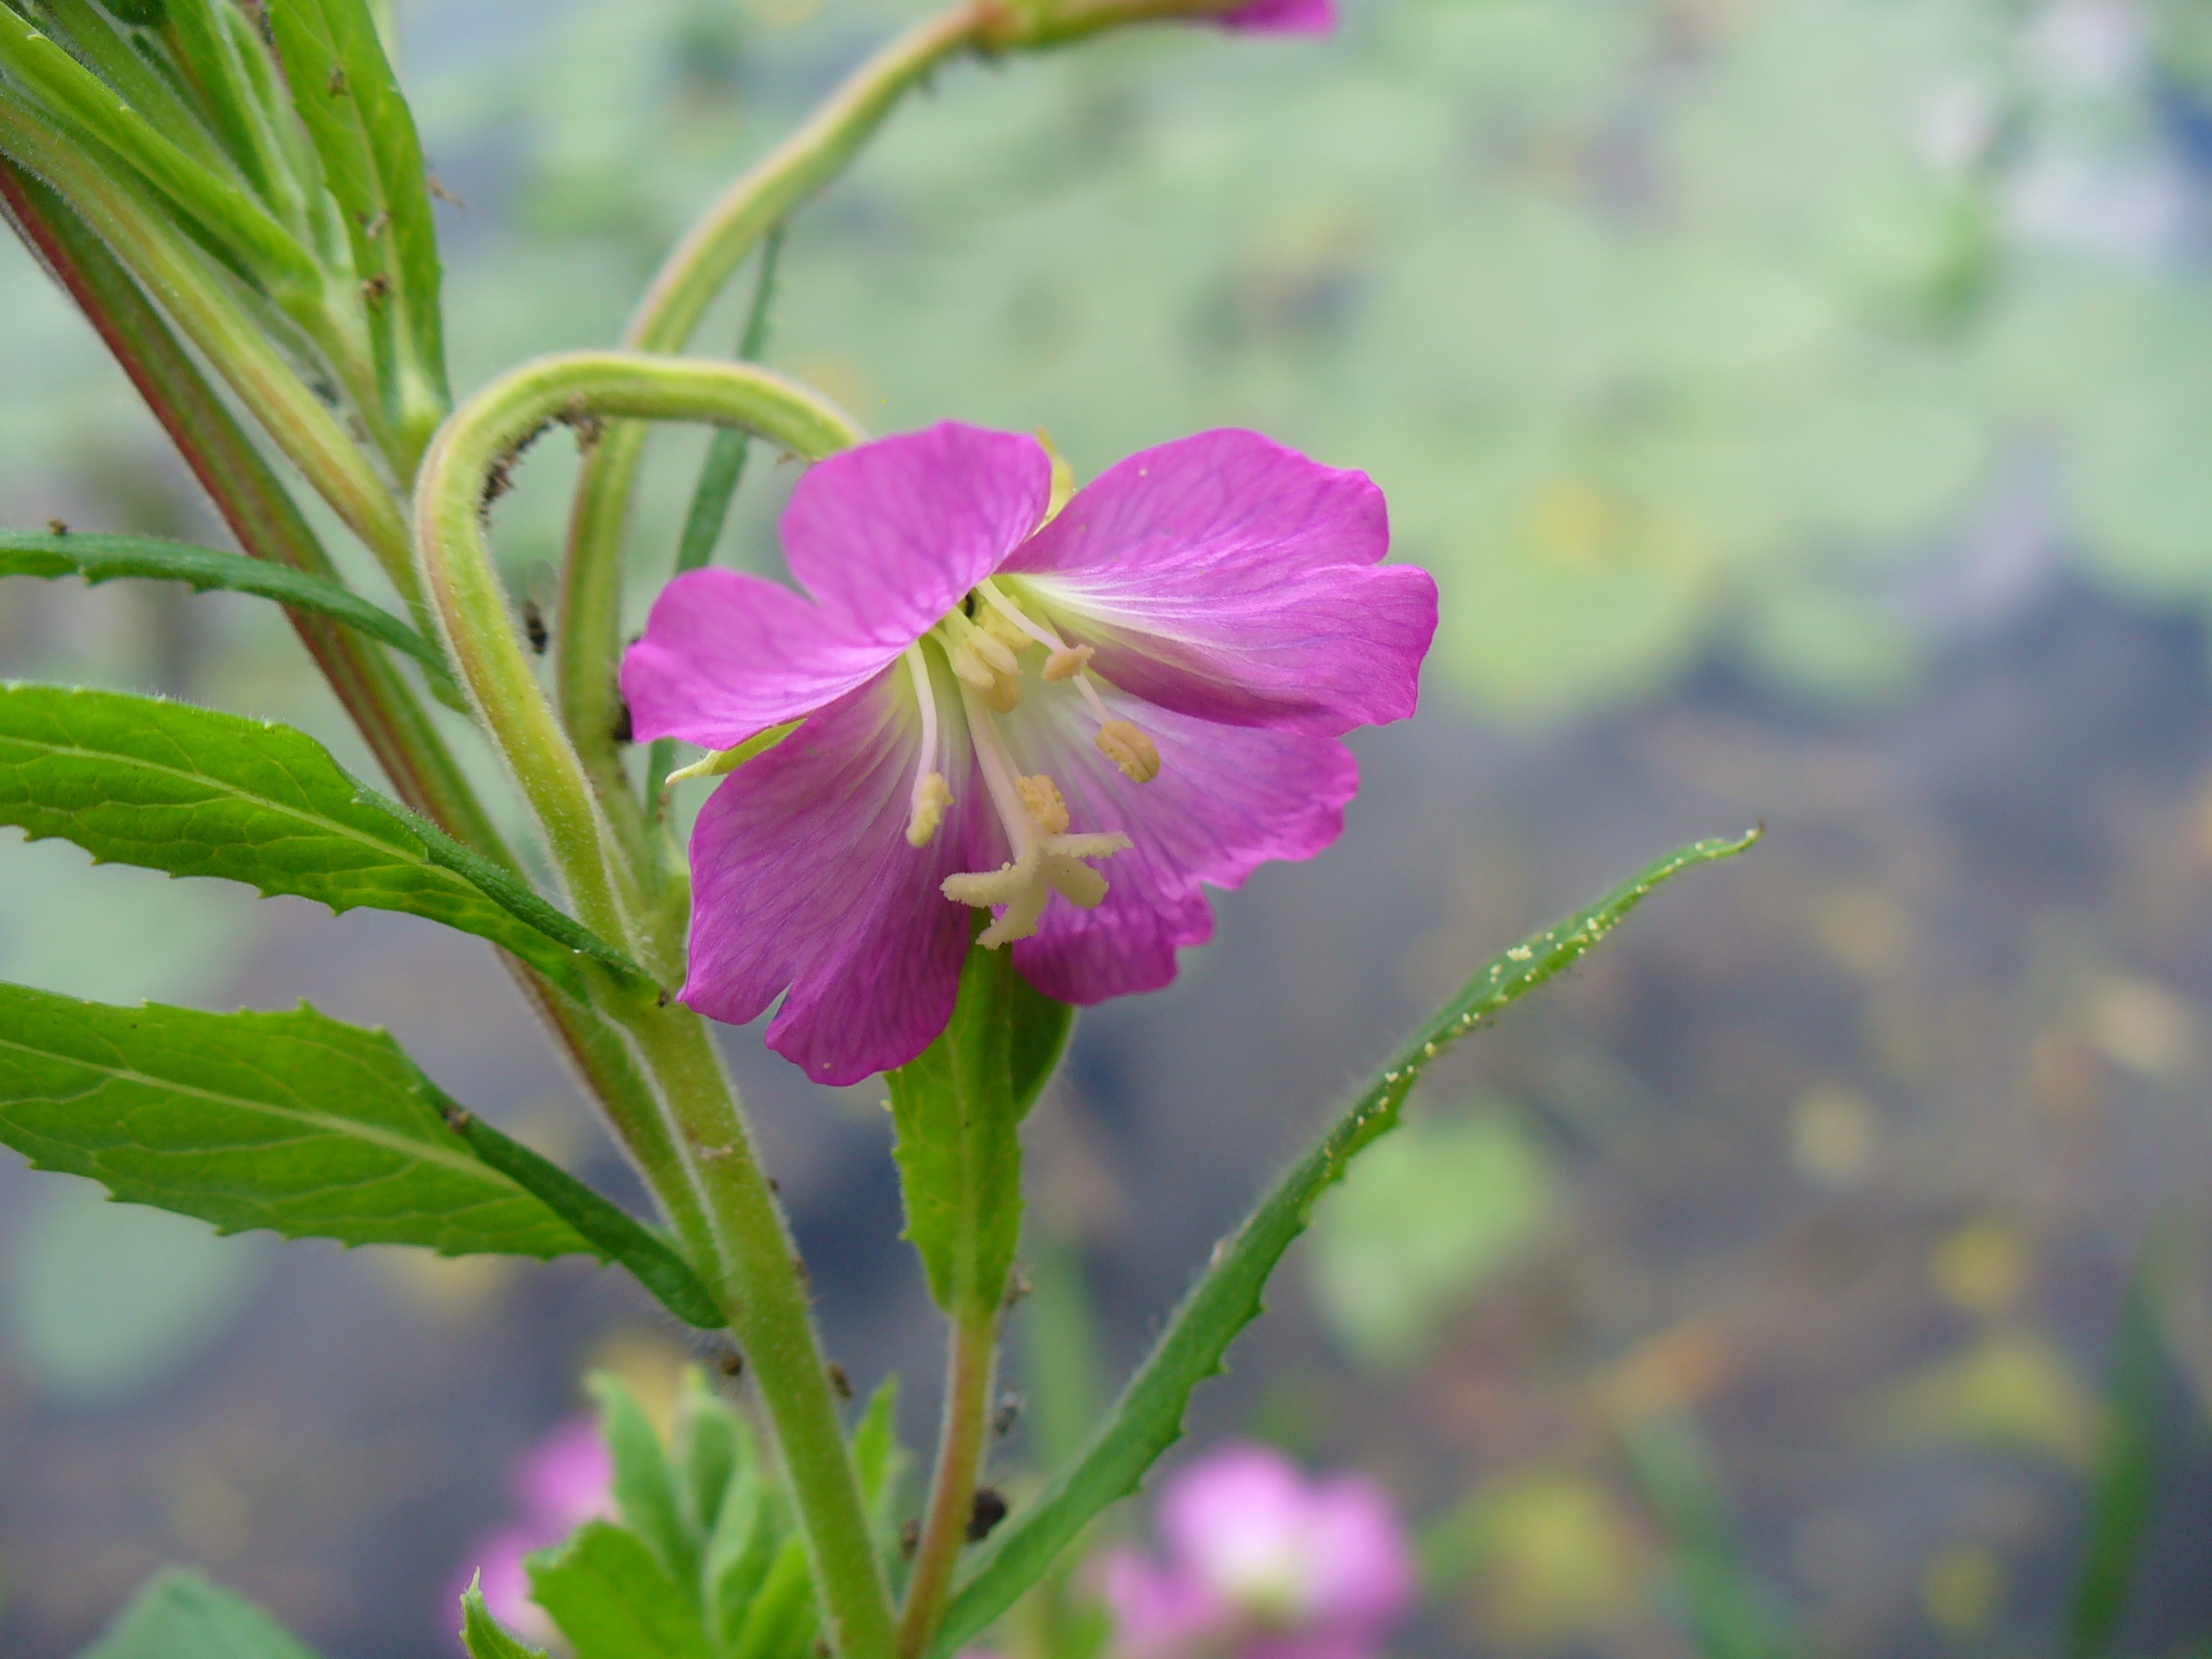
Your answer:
[0,683,643,994]
[0,528,458,694]
[460,1579,549,1659]
[265,0,447,421]
[0,981,592,1257]
[0,6,315,292]
[933,830,1762,1653]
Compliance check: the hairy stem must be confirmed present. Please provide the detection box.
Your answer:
[621,1002,900,1659]
[899,1310,998,1659]
[553,3,983,849]
[413,349,862,961]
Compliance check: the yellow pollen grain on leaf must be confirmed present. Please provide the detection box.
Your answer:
[1017,773,1070,835]
[906,772,952,848]
[1044,643,1094,682]
[1095,719,1162,782]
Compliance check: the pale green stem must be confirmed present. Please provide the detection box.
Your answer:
[411,349,862,961]
[418,348,892,1659]
[0,90,420,611]
[899,1309,998,1659]
[552,3,985,858]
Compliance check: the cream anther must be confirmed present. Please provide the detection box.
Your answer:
[1095,719,1162,783]
[906,771,952,848]
[947,639,997,693]
[1043,643,1094,682]
[1017,773,1070,834]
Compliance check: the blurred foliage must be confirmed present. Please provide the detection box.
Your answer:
[1308,1096,1554,1369]
[3,1181,267,1407]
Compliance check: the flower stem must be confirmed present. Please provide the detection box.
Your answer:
[619,999,900,1659]
[413,349,863,959]
[553,2,985,850]
[899,1308,998,1659]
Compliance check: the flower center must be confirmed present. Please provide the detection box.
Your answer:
[902,580,1161,947]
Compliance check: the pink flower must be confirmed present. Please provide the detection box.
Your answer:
[1214,0,1336,35]
[1103,1444,1415,1659]
[450,1417,614,1646]
[625,424,1436,1085]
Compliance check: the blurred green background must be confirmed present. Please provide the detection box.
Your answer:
[7,0,2212,1653]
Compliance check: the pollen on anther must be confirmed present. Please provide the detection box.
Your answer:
[1017,773,1070,835]
[1044,643,1094,682]
[906,772,952,848]
[1095,719,1161,782]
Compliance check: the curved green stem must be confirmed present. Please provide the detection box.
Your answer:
[553,3,983,844]
[0,88,420,612]
[413,349,863,957]
[899,1310,998,1659]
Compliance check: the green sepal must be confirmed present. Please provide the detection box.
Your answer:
[445,1111,720,1329]
[525,1520,714,1659]
[0,529,458,695]
[0,981,598,1259]
[663,719,799,782]
[887,938,1070,1319]
[0,682,646,996]
[934,831,1762,1653]
[79,1569,325,1659]
[459,1577,548,1659]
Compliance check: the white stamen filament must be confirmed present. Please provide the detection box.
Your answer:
[902,643,950,847]
[977,578,1117,727]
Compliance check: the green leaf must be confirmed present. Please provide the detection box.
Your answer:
[0,529,457,693]
[445,1108,720,1329]
[79,1568,325,1659]
[460,1577,548,1659]
[264,0,447,406]
[729,1534,820,1659]
[588,1371,700,1595]
[935,831,1761,1653]
[704,1465,784,1653]
[0,981,595,1258]
[2065,1249,2174,1659]
[0,683,643,996]
[886,940,1066,1319]
[0,8,314,292]
[526,1519,714,1659]
[674,1364,747,1540]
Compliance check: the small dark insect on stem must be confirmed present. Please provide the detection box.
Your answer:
[44,517,66,536]
[360,273,393,306]
[325,66,349,96]
[610,694,634,745]
[362,209,391,241]
[716,1348,745,1380]
[827,1361,854,1401]
[991,1391,1022,1438]
[520,598,548,655]
[965,1486,1008,1544]
[899,1518,921,1560]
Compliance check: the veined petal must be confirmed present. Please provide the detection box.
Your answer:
[624,567,907,747]
[783,422,1052,650]
[1000,429,1435,735]
[1215,0,1336,33]
[993,681,1357,1004]
[679,668,989,1085]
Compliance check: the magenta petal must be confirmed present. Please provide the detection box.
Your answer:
[680,671,982,1084]
[998,684,1357,1005]
[624,567,903,748]
[1301,1475,1416,1627]
[782,422,1051,650]
[1215,0,1336,32]
[1001,430,1436,736]
[1101,1548,1231,1655]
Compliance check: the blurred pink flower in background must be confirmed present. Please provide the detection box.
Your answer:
[1103,1443,1414,1659]
[450,1416,614,1646]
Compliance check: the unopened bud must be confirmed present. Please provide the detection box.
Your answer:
[1094,719,1161,782]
